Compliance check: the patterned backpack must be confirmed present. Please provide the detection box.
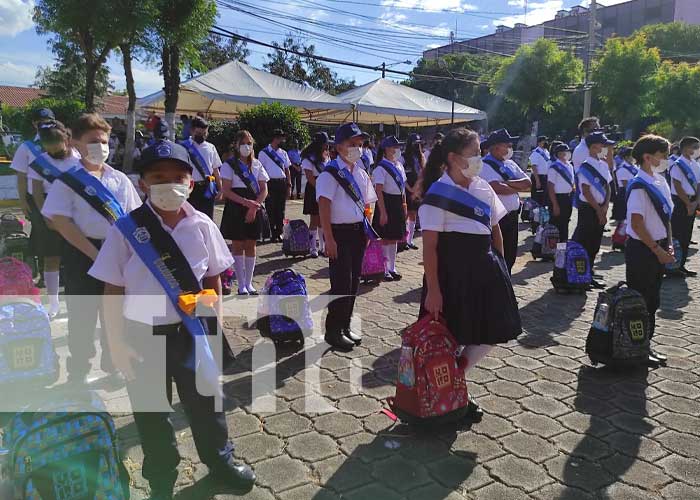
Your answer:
[361,240,386,284]
[388,315,469,425]
[257,269,312,343]
[551,241,591,293]
[282,219,311,257]
[1,392,130,500]
[531,224,559,261]
[0,258,39,299]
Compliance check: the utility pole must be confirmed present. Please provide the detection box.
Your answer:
[583,0,597,119]
[382,62,386,78]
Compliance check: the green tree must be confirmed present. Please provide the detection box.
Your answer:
[637,22,700,63]
[207,120,240,156]
[188,33,250,76]
[593,35,660,130]
[652,61,700,136]
[33,0,123,111]
[238,102,310,153]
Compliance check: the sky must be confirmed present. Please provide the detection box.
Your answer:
[0,0,631,98]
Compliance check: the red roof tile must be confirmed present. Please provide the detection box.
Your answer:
[0,85,129,116]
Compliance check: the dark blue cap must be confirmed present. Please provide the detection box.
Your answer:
[33,108,55,121]
[552,143,571,155]
[334,122,367,144]
[486,128,519,147]
[617,146,633,157]
[313,131,330,145]
[408,133,423,144]
[138,140,193,174]
[585,131,616,147]
[381,135,401,149]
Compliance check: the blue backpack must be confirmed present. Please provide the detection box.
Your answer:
[1,392,130,500]
[257,269,312,343]
[552,241,591,293]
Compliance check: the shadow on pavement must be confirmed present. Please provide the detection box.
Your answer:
[517,288,588,348]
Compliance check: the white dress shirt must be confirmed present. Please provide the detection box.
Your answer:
[302,158,326,178]
[258,145,291,179]
[42,163,142,239]
[187,140,222,182]
[316,157,378,224]
[220,158,269,189]
[27,151,82,193]
[572,141,589,171]
[627,170,673,242]
[419,173,507,235]
[547,160,575,194]
[529,147,551,175]
[669,157,700,197]
[10,137,40,195]
[615,162,637,188]
[88,201,234,324]
[577,156,612,205]
[481,156,528,212]
[372,160,407,196]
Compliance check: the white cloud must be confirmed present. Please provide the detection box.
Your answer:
[0,61,36,85]
[381,0,477,13]
[346,18,362,26]
[508,0,526,6]
[0,0,34,37]
[379,11,451,36]
[494,0,563,27]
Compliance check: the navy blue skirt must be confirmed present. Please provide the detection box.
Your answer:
[372,192,406,240]
[220,188,262,241]
[419,232,522,345]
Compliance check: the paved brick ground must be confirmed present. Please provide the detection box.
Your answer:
[45,199,700,499]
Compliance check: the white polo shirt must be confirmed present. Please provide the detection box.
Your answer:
[372,160,407,196]
[627,170,673,242]
[572,141,589,171]
[10,137,40,195]
[669,157,700,197]
[615,162,638,188]
[316,157,377,224]
[42,163,142,239]
[88,201,234,325]
[220,158,269,190]
[577,157,612,205]
[187,140,222,182]
[302,157,326,178]
[481,155,528,213]
[27,152,82,194]
[419,173,507,235]
[258,145,291,179]
[547,160,575,194]
[529,147,550,176]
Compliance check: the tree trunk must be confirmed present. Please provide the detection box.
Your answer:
[121,43,136,172]
[162,44,180,141]
[85,62,97,112]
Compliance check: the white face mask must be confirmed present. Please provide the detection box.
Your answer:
[598,147,609,160]
[86,142,110,165]
[344,146,362,165]
[504,147,514,161]
[387,149,400,162]
[653,158,670,174]
[461,155,483,178]
[149,183,190,212]
[563,152,572,163]
[239,144,253,158]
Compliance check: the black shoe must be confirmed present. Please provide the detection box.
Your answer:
[222,285,232,296]
[389,271,402,281]
[590,279,606,290]
[665,268,685,278]
[237,290,249,296]
[650,349,668,364]
[407,243,419,250]
[592,273,604,279]
[690,240,697,245]
[325,331,355,351]
[680,267,697,277]
[383,272,394,282]
[247,289,259,296]
[397,243,408,253]
[465,399,483,422]
[210,460,256,491]
[343,328,362,346]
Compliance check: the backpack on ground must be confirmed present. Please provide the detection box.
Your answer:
[257,269,312,343]
[665,238,683,274]
[612,222,628,251]
[282,219,310,257]
[585,281,650,367]
[0,214,25,236]
[0,391,130,500]
[521,198,537,223]
[361,239,386,284]
[0,257,39,299]
[388,314,469,426]
[551,241,591,294]
[259,208,271,243]
[0,232,36,278]
[531,224,559,261]
[530,205,550,234]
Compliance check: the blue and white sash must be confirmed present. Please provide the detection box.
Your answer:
[25,141,62,184]
[578,161,609,203]
[324,160,379,240]
[534,148,550,162]
[115,204,220,390]
[288,149,302,166]
[230,159,261,196]
[549,160,574,187]
[483,155,517,182]
[626,176,673,231]
[616,162,637,178]
[422,181,491,230]
[59,166,126,223]
[360,153,371,171]
[378,159,405,191]
[261,146,287,172]
[181,139,218,199]
[673,157,698,191]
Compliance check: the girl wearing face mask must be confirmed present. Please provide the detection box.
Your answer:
[27,120,81,318]
[417,128,522,421]
[219,130,269,295]
[302,132,331,258]
[668,136,700,277]
[612,147,638,224]
[42,113,142,384]
[546,142,576,242]
[371,136,408,281]
[403,134,426,250]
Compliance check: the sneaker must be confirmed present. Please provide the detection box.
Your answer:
[210,459,256,491]
[383,272,394,282]
[310,249,318,258]
[389,271,402,281]
[680,267,697,277]
[407,243,419,250]
[47,301,60,319]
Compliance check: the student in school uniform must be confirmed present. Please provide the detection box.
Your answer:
[424,132,444,160]
[547,142,576,242]
[89,140,256,499]
[361,140,374,171]
[372,136,408,281]
[302,132,331,258]
[180,117,222,219]
[626,135,676,366]
[481,129,532,273]
[612,146,637,223]
[258,129,291,242]
[529,135,550,205]
[317,122,377,351]
[668,136,700,277]
[418,128,522,420]
[403,133,425,250]
[288,140,303,199]
[219,130,269,295]
[26,120,82,317]
[572,117,601,170]
[572,131,616,288]
[42,113,142,384]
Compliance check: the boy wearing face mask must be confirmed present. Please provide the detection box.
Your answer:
[180,116,222,219]
[547,142,575,242]
[612,146,637,223]
[626,135,676,366]
[42,113,142,384]
[573,117,601,170]
[26,120,82,317]
[481,129,532,273]
[418,128,522,421]
[371,136,408,281]
[572,131,616,288]
[89,140,256,499]
[317,123,378,351]
[529,135,550,205]
[668,136,700,277]
[259,129,292,242]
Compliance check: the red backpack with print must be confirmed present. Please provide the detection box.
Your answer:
[388,314,469,425]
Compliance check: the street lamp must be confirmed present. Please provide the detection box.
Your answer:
[438,59,456,124]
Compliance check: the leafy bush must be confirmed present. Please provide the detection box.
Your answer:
[3,98,86,139]
[207,119,240,156]
[237,102,310,153]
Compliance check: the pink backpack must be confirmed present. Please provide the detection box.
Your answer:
[361,240,386,283]
[0,257,39,300]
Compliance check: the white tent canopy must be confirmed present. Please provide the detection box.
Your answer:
[331,78,487,126]
[136,61,349,122]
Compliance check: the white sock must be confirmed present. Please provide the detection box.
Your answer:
[407,221,416,245]
[463,345,494,375]
[245,256,256,291]
[388,243,398,273]
[382,245,392,273]
[45,271,60,305]
[233,256,247,293]
[310,229,318,252]
[318,227,325,252]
